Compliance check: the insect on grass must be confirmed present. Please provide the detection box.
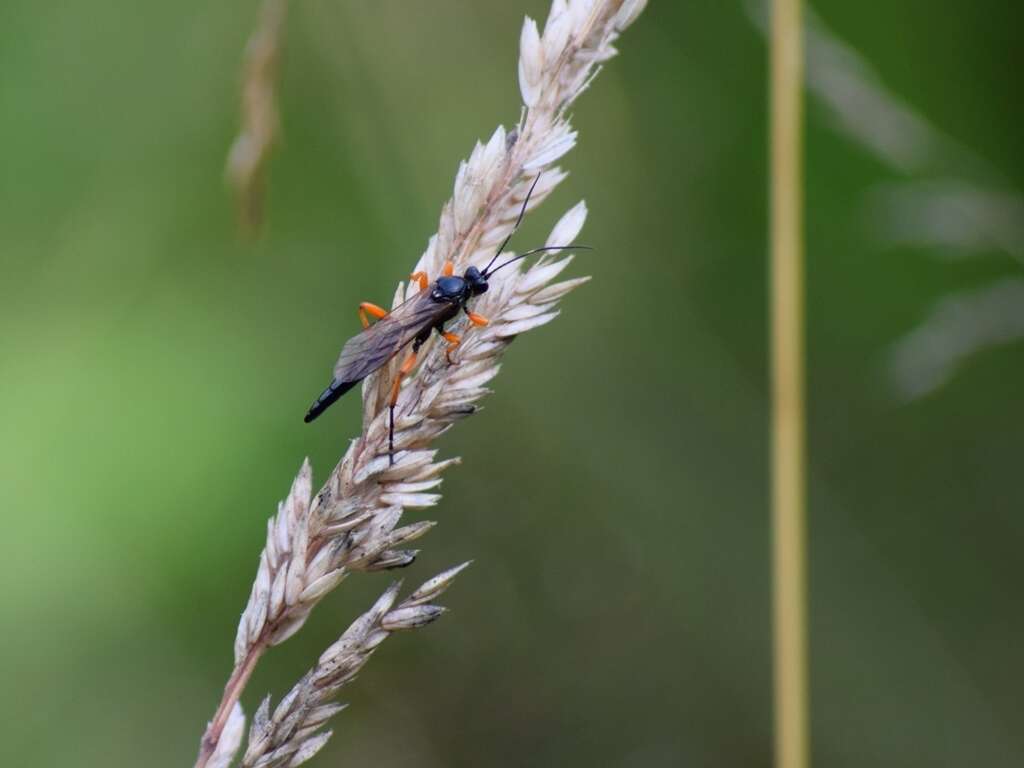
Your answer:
[304,174,589,464]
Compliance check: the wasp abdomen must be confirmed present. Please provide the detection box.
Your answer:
[304,378,360,423]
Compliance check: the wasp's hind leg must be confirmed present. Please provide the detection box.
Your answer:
[358,302,388,329]
[388,337,426,464]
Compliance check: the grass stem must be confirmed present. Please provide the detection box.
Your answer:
[770,0,808,767]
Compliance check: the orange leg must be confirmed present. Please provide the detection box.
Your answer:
[389,349,418,407]
[388,349,419,465]
[409,271,429,292]
[441,331,461,364]
[358,302,388,329]
[442,260,454,276]
[466,310,489,326]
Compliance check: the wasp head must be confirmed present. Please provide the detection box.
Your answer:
[465,265,489,296]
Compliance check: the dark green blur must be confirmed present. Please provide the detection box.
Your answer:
[1,1,1021,766]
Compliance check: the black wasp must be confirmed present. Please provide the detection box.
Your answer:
[303,175,586,464]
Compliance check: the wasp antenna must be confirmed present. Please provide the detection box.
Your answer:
[483,173,543,276]
[485,243,592,277]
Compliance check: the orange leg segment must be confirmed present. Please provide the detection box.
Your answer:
[442,331,461,364]
[359,302,388,329]
[409,271,429,292]
[442,260,454,276]
[388,348,419,465]
[389,349,418,407]
[466,311,489,326]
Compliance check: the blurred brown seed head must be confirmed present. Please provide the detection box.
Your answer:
[226,0,288,237]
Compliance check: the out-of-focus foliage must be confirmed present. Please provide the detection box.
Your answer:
[0,1,1021,766]
[785,6,1024,399]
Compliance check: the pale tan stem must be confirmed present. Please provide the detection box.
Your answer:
[194,641,267,768]
[770,0,808,767]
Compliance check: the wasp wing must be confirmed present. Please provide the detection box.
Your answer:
[333,290,448,383]
[305,290,447,423]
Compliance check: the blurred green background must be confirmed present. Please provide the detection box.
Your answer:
[2,1,1022,766]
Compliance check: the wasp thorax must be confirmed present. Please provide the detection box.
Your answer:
[433,275,467,302]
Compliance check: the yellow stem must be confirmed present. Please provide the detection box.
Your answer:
[771,0,808,767]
